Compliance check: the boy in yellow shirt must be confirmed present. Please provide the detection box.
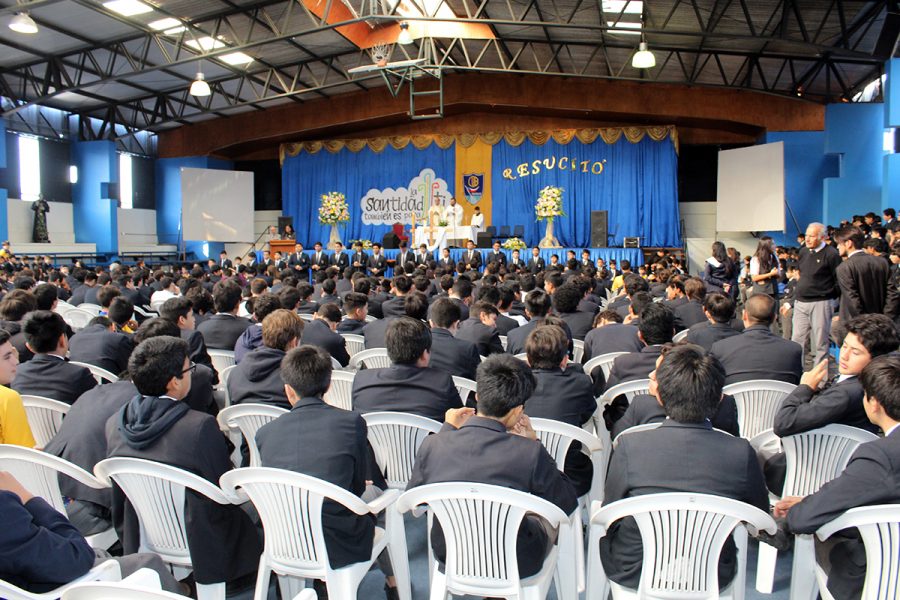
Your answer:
[0,328,35,447]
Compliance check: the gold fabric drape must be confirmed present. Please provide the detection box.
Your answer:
[279,126,678,164]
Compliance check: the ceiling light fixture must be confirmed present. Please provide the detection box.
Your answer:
[9,12,38,34]
[632,40,655,69]
[397,22,413,45]
[103,0,152,16]
[190,72,211,96]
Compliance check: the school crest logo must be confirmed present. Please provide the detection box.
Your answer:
[463,173,483,205]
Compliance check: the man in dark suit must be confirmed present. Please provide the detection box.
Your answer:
[301,303,350,366]
[834,225,890,328]
[456,302,504,356]
[11,310,96,405]
[310,241,330,277]
[686,292,741,352]
[438,248,454,270]
[474,285,518,335]
[462,239,482,271]
[673,277,708,331]
[527,247,546,274]
[381,275,412,318]
[773,314,897,438]
[395,242,415,272]
[352,317,462,421]
[367,243,388,278]
[506,289,573,357]
[613,391,740,438]
[775,355,900,600]
[508,249,525,272]
[407,353,578,578]
[349,242,369,277]
[218,250,233,269]
[428,297,481,380]
[295,283,319,315]
[582,310,643,363]
[599,345,769,589]
[710,294,803,385]
[196,281,252,351]
[663,277,688,309]
[227,310,303,411]
[363,292,427,350]
[330,241,350,275]
[415,244,431,267]
[605,303,675,389]
[159,296,216,381]
[68,316,134,375]
[288,242,311,281]
[447,277,472,322]
[523,322,597,495]
[486,241,507,269]
[552,283,594,340]
[256,345,399,595]
[106,336,262,590]
[337,292,368,334]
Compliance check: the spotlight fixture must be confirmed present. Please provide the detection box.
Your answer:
[632,41,655,69]
[397,22,413,45]
[190,72,211,96]
[9,12,38,34]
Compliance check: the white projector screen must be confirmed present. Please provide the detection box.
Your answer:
[716,142,785,232]
[181,168,255,241]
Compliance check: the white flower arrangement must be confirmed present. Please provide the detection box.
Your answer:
[502,237,527,251]
[349,239,373,250]
[318,191,350,225]
[535,186,564,221]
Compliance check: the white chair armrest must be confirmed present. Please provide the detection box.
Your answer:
[366,488,400,515]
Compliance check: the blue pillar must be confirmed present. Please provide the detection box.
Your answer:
[155,156,232,261]
[0,119,7,242]
[71,140,118,256]
[883,59,900,211]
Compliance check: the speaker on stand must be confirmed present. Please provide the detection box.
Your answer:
[590,211,608,247]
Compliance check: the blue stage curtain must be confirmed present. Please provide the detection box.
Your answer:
[282,144,455,247]
[490,136,680,248]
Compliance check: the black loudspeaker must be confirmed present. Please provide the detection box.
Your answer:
[277,216,294,234]
[382,232,400,249]
[590,210,608,247]
[624,237,641,248]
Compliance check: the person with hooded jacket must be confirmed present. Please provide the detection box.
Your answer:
[226,309,304,410]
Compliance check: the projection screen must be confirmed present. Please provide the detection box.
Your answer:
[716,142,785,232]
[181,167,255,241]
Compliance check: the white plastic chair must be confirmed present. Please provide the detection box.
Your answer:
[208,350,236,375]
[451,376,477,405]
[298,313,315,322]
[397,482,578,600]
[722,379,797,441]
[0,560,121,600]
[757,424,879,595]
[362,412,441,489]
[340,333,365,357]
[53,301,76,316]
[322,370,355,411]
[69,361,119,384]
[62,568,190,599]
[330,357,344,371]
[77,303,103,314]
[514,352,529,363]
[572,339,585,364]
[530,418,607,507]
[219,365,237,406]
[587,493,777,600]
[364,315,377,323]
[582,352,630,384]
[611,422,662,449]
[216,404,288,467]
[806,505,900,600]
[20,395,69,447]
[219,467,411,600]
[499,335,508,351]
[132,306,159,319]
[348,348,391,370]
[672,329,690,343]
[63,308,96,331]
[93,457,234,600]
[0,444,116,549]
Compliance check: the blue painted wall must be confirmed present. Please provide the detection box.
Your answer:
[71,140,118,255]
[883,59,900,210]
[0,118,7,242]
[823,103,886,225]
[155,156,231,261]
[763,131,837,245]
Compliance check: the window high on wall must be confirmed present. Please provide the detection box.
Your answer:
[119,153,133,209]
[17,135,41,201]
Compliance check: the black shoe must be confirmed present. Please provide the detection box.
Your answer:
[384,583,400,600]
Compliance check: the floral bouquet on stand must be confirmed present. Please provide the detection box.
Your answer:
[535,186,563,247]
[502,237,527,251]
[319,191,350,246]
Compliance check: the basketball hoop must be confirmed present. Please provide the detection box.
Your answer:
[369,42,393,67]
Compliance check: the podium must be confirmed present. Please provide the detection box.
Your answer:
[269,240,296,256]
